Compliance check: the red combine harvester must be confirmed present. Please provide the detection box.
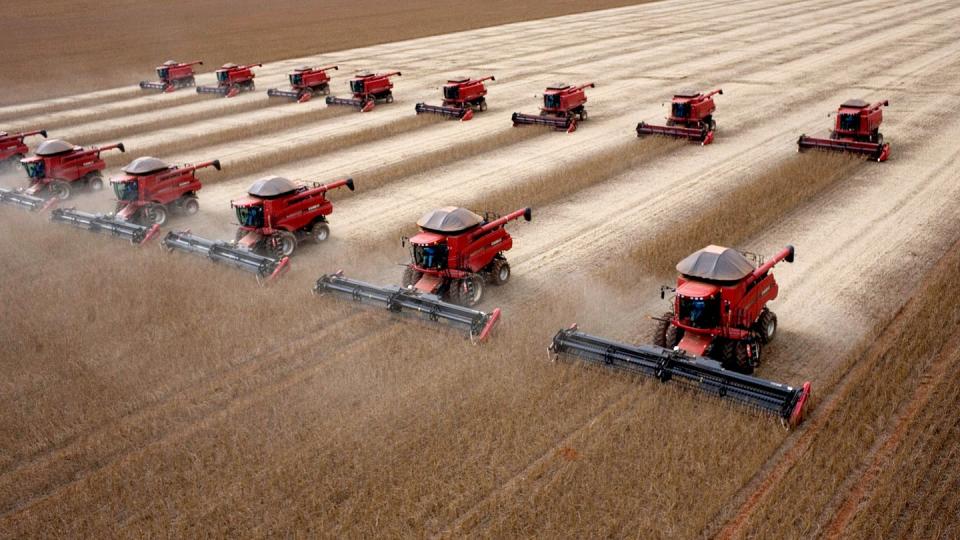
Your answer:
[196,63,261,98]
[109,156,221,225]
[162,176,353,283]
[550,244,811,427]
[20,139,125,200]
[267,65,339,103]
[512,82,595,133]
[637,88,723,145]
[139,60,203,92]
[798,99,891,162]
[231,176,354,257]
[1,129,47,166]
[314,206,532,342]
[415,75,495,121]
[326,71,401,112]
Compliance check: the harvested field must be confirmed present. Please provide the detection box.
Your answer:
[2,0,960,536]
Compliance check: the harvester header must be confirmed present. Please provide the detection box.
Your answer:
[314,272,502,342]
[50,207,160,245]
[798,99,891,161]
[549,326,811,426]
[162,230,290,283]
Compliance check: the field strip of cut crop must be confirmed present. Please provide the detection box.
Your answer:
[4,0,960,535]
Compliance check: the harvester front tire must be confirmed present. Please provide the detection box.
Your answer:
[50,182,71,200]
[455,276,483,307]
[401,266,422,288]
[732,341,759,375]
[146,204,168,226]
[87,175,104,191]
[310,221,330,243]
[756,309,777,344]
[272,231,297,257]
[491,259,511,285]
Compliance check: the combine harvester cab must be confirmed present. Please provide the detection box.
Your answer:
[798,99,891,162]
[162,230,289,284]
[110,156,221,226]
[415,75,495,121]
[267,65,338,103]
[139,60,203,93]
[512,82,594,133]
[0,129,47,167]
[636,88,722,145]
[20,139,125,200]
[314,206,531,341]
[549,244,812,427]
[326,71,401,112]
[196,63,261,98]
[232,176,355,257]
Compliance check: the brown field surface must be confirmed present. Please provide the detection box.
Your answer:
[0,0,649,105]
[2,0,960,536]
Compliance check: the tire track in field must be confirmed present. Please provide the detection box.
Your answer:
[822,330,960,539]
[0,317,406,531]
[0,304,385,516]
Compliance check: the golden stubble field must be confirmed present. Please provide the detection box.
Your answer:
[2,0,960,537]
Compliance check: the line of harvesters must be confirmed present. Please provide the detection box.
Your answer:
[140,58,893,161]
[0,58,898,428]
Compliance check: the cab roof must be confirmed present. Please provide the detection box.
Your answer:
[122,156,169,175]
[546,82,570,91]
[247,175,298,198]
[841,99,868,108]
[676,245,755,281]
[35,139,77,156]
[416,206,483,233]
[674,89,702,98]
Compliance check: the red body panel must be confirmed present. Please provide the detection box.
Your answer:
[111,160,219,219]
[350,71,401,99]
[161,61,202,83]
[665,89,722,127]
[20,143,124,192]
[670,245,793,357]
[442,76,494,107]
[0,130,45,161]
[541,82,594,116]
[233,178,353,236]
[408,208,530,293]
[294,65,337,89]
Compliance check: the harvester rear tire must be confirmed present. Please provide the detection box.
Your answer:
[491,259,510,285]
[310,221,330,243]
[401,266,422,288]
[755,309,777,344]
[479,101,488,112]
